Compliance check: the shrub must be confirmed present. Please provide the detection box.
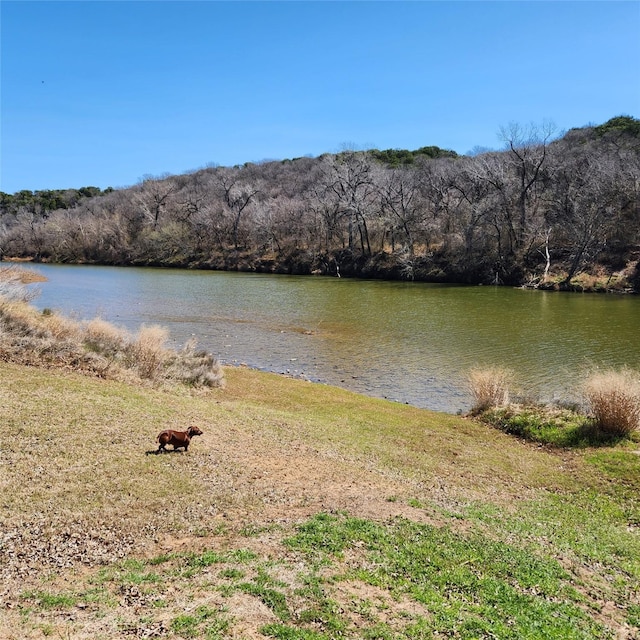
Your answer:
[164,338,225,388]
[0,298,44,337]
[467,367,513,413]
[40,311,78,341]
[0,296,224,389]
[583,368,640,438]
[84,317,128,356]
[127,325,169,380]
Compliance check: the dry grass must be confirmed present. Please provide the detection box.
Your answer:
[165,337,226,387]
[467,366,514,412]
[0,263,46,288]
[0,265,224,387]
[127,324,169,379]
[0,362,637,639]
[0,361,573,568]
[84,317,129,355]
[0,266,224,387]
[584,368,640,437]
[0,297,224,389]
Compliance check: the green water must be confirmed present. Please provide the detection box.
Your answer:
[32,264,640,413]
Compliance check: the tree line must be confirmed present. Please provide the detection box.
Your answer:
[1,115,638,290]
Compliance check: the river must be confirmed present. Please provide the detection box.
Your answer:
[27,263,640,414]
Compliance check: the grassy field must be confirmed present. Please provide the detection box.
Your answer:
[0,361,639,639]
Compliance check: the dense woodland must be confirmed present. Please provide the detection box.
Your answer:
[1,116,639,291]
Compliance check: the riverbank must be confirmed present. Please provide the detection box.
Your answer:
[523,260,640,294]
[4,251,639,293]
[1,360,639,638]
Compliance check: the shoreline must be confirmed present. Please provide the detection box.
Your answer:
[0,263,48,284]
[3,256,638,294]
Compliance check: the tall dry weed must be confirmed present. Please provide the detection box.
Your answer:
[583,368,640,437]
[0,299,43,336]
[84,318,128,356]
[0,298,74,340]
[0,300,82,368]
[127,325,169,380]
[41,312,79,341]
[467,367,513,412]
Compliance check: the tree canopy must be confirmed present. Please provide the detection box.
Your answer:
[1,117,638,291]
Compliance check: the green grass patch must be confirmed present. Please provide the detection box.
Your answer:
[182,548,257,568]
[183,550,225,568]
[261,623,330,639]
[477,405,613,447]
[294,573,347,635]
[95,558,165,588]
[219,567,245,580]
[499,491,639,573]
[462,490,640,621]
[285,513,611,639]
[21,590,80,610]
[237,566,291,621]
[628,604,640,628]
[585,450,640,490]
[148,553,173,565]
[239,582,291,621]
[170,604,230,639]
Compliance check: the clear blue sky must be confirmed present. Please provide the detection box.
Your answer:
[1,1,639,193]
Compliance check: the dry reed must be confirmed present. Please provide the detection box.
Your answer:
[467,367,513,412]
[583,368,640,437]
[84,317,129,355]
[127,324,169,379]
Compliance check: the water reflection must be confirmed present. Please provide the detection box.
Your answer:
[30,264,640,413]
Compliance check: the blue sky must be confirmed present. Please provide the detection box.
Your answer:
[1,1,639,193]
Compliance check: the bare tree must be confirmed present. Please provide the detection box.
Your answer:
[134,174,178,229]
[214,168,261,249]
[549,153,621,283]
[322,151,378,255]
[498,120,557,250]
[377,166,424,255]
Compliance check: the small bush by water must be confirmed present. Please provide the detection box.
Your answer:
[584,368,640,438]
[469,365,640,446]
[127,324,170,379]
[467,366,513,412]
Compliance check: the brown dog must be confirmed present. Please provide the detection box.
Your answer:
[156,425,203,452]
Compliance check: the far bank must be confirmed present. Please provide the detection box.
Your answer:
[4,247,639,294]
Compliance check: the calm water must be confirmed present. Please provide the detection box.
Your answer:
[28,264,640,413]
